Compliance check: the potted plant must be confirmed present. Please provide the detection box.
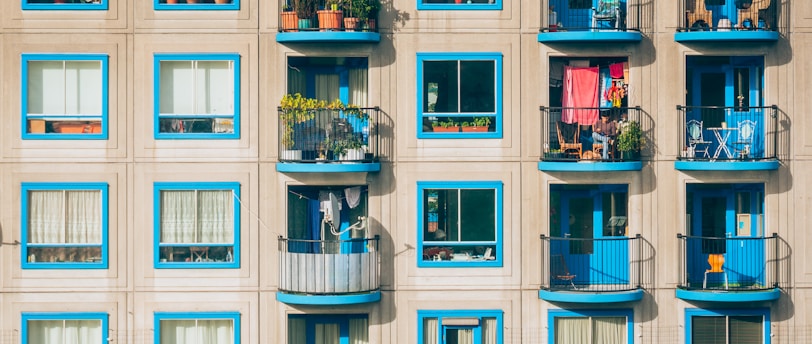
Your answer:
[279,93,325,160]
[332,136,365,161]
[616,120,645,161]
[281,3,298,32]
[294,0,317,29]
[318,0,344,31]
[432,118,459,133]
[461,116,491,132]
[349,0,380,31]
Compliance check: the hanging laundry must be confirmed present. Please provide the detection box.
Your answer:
[561,66,599,125]
[344,186,362,209]
[605,80,626,108]
[599,67,612,108]
[609,62,624,79]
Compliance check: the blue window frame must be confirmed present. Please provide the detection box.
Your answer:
[21,183,109,270]
[154,312,240,344]
[417,181,503,267]
[288,314,368,343]
[22,54,109,140]
[548,309,633,344]
[154,53,240,140]
[417,0,502,11]
[685,308,770,344]
[22,312,108,344]
[22,0,108,11]
[417,309,503,344]
[154,0,239,11]
[417,52,503,139]
[154,182,240,269]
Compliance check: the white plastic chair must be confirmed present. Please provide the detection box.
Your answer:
[592,0,621,30]
[686,119,711,158]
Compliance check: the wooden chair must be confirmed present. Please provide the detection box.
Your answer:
[556,121,582,159]
[551,254,577,289]
[737,0,770,29]
[686,0,713,29]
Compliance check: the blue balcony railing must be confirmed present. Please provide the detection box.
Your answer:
[278,106,380,164]
[541,0,645,33]
[278,236,379,296]
[540,235,652,292]
[678,0,777,32]
[677,234,788,291]
[677,105,777,161]
[540,106,646,162]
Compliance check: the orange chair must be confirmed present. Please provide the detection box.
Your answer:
[703,253,728,289]
[686,0,713,29]
[551,254,577,289]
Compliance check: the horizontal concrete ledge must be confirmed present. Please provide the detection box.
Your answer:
[276,162,381,173]
[675,31,779,42]
[674,160,779,171]
[539,289,644,303]
[276,31,380,43]
[276,291,381,305]
[675,288,780,302]
[539,161,643,172]
[538,31,642,43]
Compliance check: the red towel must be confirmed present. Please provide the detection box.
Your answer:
[609,62,624,79]
[561,66,599,125]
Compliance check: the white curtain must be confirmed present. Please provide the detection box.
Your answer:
[349,68,368,106]
[288,318,306,344]
[29,190,102,245]
[288,68,307,96]
[28,60,102,116]
[482,317,497,344]
[28,319,102,344]
[423,318,438,344]
[315,323,340,344]
[160,60,233,115]
[592,317,625,344]
[315,74,340,102]
[455,329,473,344]
[160,319,233,344]
[554,317,590,344]
[349,318,369,344]
[161,190,232,244]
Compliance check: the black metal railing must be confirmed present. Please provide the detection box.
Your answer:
[540,106,645,162]
[278,236,379,295]
[678,0,777,32]
[279,0,379,33]
[677,234,788,291]
[540,235,652,292]
[676,105,777,161]
[541,0,647,33]
[278,106,379,163]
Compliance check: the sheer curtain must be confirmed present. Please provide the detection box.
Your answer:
[592,317,625,344]
[161,319,233,344]
[482,317,498,344]
[29,190,101,245]
[288,318,306,344]
[422,318,438,344]
[160,61,232,115]
[349,318,369,344]
[161,190,232,244]
[28,60,102,116]
[315,74,340,102]
[160,191,196,243]
[28,319,102,344]
[288,67,307,96]
[555,317,590,344]
[315,323,340,344]
[349,68,368,106]
[197,190,233,243]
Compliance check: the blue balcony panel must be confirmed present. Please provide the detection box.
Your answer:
[276,291,381,305]
[276,32,380,43]
[675,288,780,302]
[276,162,381,173]
[538,31,642,43]
[539,161,642,172]
[539,289,643,303]
[675,31,779,43]
[674,160,779,171]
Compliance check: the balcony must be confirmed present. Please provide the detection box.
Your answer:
[539,235,653,303]
[539,106,645,172]
[676,234,788,302]
[538,0,645,43]
[277,236,380,305]
[277,106,381,173]
[676,105,779,171]
[276,0,380,43]
[675,0,779,42]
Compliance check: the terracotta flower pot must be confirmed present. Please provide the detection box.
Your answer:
[281,11,298,31]
[344,17,360,31]
[318,10,344,31]
[215,0,231,3]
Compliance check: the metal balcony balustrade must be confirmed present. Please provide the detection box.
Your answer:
[540,235,652,292]
[541,0,645,33]
[678,0,777,32]
[540,106,644,162]
[278,236,380,296]
[677,234,788,291]
[278,106,379,163]
[676,105,777,161]
[278,0,379,33]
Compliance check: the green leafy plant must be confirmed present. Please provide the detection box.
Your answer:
[434,118,458,129]
[294,0,316,19]
[348,0,380,22]
[279,93,326,149]
[616,120,645,152]
[330,136,363,157]
[470,116,491,127]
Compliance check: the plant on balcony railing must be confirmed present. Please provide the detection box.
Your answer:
[280,93,325,150]
[294,0,317,28]
[616,120,645,160]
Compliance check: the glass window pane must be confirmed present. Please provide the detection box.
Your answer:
[160,61,195,115]
[459,189,496,242]
[28,190,65,244]
[459,61,495,113]
[28,320,65,344]
[66,61,103,115]
[592,317,625,344]
[160,190,197,243]
[423,318,439,344]
[161,319,198,344]
[196,61,233,115]
[289,318,306,344]
[315,323,340,344]
[554,317,591,344]
[198,319,234,344]
[691,316,726,344]
[197,190,234,244]
[29,61,67,115]
[729,316,763,344]
[423,61,458,113]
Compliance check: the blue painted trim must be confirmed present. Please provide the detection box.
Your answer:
[276,162,381,173]
[276,291,381,305]
[416,52,503,139]
[418,309,504,344]
[153,182,241,269]
[154,0,239,11]
[416,0,502,11]
[676,288,780,302]
[538,289,643,303]
[21,54,109,140]
[674,160,779,171]
[548,309,633,344]
[276,31,381,43]
[22,312,109,344]
[675,31,779,43]
[21,183,109,270]
[416,181,503,268]
[538,161,642,172]
[22,1,108,10]
[538,31,642,43]
[154,312,240,344]
[153,53,241,140]
[685,308,770,344]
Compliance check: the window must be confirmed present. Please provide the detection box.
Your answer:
[22,312,108,344]
[549,309,633,344]
[417,53,502,139]
[154,182,240,268]
[154,0,239,11]
[22,0,108,11]
[418,181,502,267]
[418,310,502,344]
[686,309,769,344]
[289,314,368,344]
[417,0,502,11]
[22,54,109,140]
[155,312,240,344]
[21,183,108,269]
[154,54,240,139]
